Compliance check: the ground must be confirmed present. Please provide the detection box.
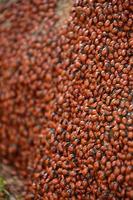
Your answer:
[0,164,24,200]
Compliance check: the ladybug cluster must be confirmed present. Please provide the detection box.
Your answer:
[0,0,132,199]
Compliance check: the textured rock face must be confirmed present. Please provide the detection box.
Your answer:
[0,0,132,199]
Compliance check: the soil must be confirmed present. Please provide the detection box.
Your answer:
[0,164,25,200]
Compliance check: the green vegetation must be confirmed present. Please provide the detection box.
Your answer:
[0,176,6,193]
[0,0,7,3]
[0,176,10,199]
